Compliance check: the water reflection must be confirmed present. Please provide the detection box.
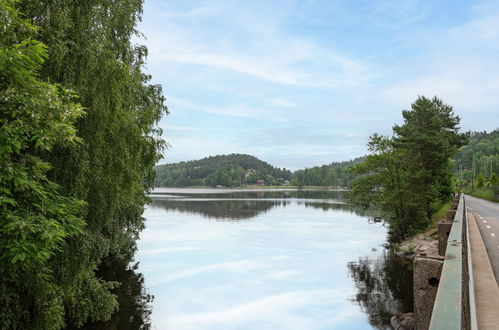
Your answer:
[81,258,153,330]
[149,189,373,220]
[87,188,412,329]
[347,250,413,329]
[150,198,288,220]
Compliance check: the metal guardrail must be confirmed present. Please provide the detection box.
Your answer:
[429,194,477,330]
[464,196,478,330]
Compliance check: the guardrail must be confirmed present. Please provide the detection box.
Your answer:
[429,194,477,330]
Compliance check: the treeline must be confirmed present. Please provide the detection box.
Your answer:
[348,96,468,242]
[453,129,499,200]
[1,1,166,329]
[154,154,363,188]
[453,129,499,187]
[291,158,365,187]
[154,154,292,187]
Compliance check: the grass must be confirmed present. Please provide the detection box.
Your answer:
[465,186,499,203]
[407,201,451,238]
[430,201,452,226]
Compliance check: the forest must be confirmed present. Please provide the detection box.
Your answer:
[154,154,364,188]
[154,131,499,193]
[453,129,499,201]
[154,154,292,187]
[290,157,364,187]
[1,1,166,329]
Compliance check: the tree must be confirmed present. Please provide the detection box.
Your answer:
[0,1,86,328]
[476,173,485,188]
[393,96,468,219]
[1,0,168,328]
[349,134,425,240]
[349,97,468,242]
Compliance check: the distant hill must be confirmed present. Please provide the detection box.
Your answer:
[154,154,292,187]
[153,129,497,188]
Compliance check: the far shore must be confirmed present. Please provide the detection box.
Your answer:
[150,186,350,193]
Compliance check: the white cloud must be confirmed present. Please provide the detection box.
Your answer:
[138,0,499,168]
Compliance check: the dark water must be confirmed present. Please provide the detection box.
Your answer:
[87,188,412,329]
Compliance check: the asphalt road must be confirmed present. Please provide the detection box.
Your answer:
[466,195,499,283]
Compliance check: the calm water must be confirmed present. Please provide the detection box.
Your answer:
[131,188,412,330]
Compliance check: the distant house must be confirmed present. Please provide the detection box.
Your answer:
[283,180,290,186]
[256,180,265,186]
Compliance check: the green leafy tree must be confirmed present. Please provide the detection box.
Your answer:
[1,0,168,328]
[452,129,498,189]
[0,1,85,328]
[393,96,468,219]
[490,173,498,186]
[349,97,467,241]
[476,173,485,188]
[21,0,167,326]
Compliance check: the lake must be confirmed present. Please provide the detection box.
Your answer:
[132,188,412,329]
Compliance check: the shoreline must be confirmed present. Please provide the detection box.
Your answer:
[151,185,350,191]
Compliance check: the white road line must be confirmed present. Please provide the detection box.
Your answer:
[483,220,487,223]
[491,233,496,238]
[486,225,492,229]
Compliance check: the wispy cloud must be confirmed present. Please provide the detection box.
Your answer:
[139,0,499,167]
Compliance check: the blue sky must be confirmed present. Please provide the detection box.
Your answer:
[138,0,499,170]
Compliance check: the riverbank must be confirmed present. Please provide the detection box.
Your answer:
[390,195,462,330]
[395,200,453,259]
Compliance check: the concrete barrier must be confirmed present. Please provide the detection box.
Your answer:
[437,221,452,256]
[413,255,444,330]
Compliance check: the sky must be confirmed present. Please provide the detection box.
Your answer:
[137,0,499,170]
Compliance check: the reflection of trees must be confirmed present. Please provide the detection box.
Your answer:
[347,250,413,329]
[150,189,349,200]
[81,258,153,330]
[149,198,284,220]
[149,190,373,220]
[302,201,376,217]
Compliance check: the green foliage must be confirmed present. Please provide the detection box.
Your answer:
[476,173,485,188]
[491,173,498,186]
[349,97,467,241]
[467,186,499,203]
[0,0,85,276]
[291,157,364,187]
[155,154,291,187]
[154,153,363,188]
[454,129,498,202]
[0,1,88,328]
[1,0,167,328]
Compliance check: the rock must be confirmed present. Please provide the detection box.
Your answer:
[391,312,415,330]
